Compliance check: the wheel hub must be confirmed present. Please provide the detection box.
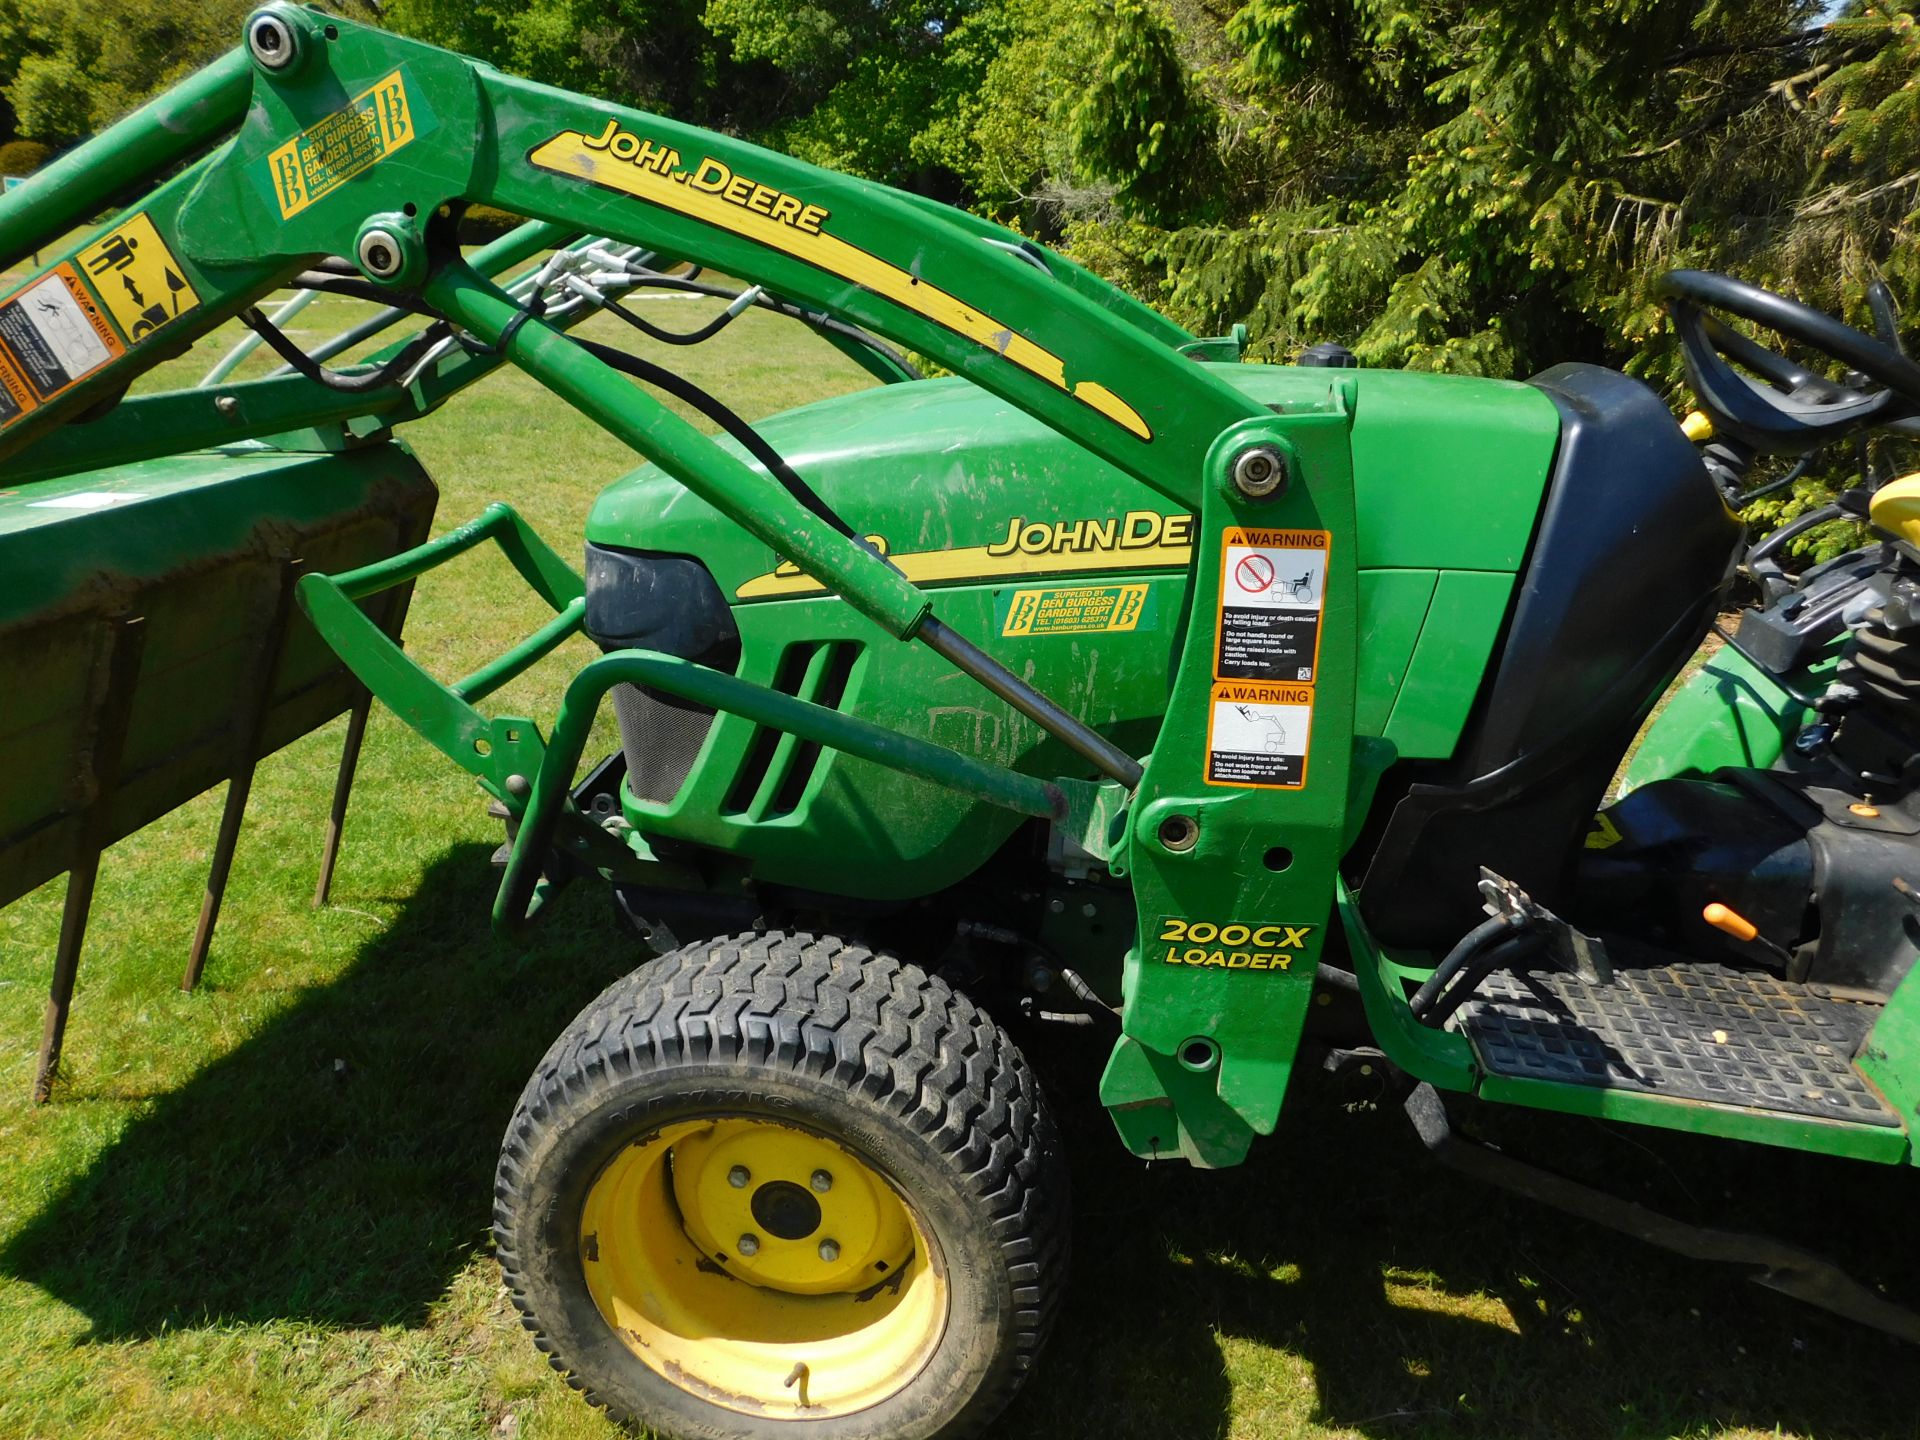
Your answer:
[669,1118,914,1294]
[578,1114,946,1418]
[751,1179,823,1240]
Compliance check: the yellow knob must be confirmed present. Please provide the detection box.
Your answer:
[1681,411,1714,443]
[1870,475,1920,547]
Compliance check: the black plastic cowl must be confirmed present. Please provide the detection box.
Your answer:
[583,543,739,661]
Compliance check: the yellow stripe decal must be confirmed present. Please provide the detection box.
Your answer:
[529,130,1151,441]
[736,536,1192,599]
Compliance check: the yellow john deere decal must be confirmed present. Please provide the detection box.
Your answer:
[735,510,1193,599]
[77,212,200,344]
[530,122,1151,441]
[1156,917,1313,974]
[268,70,416,219]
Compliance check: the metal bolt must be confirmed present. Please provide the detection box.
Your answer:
[810,1169,832,1193]
[504,774,531,797]
[357,228,405,280]
[1047,898,1066,914]
[215,395,239,417]
[728,1165,750,1189]
[1230,445,1288,500]
[1158,813,1200,853]
[737,1233,760,1257]
[247,13,298,70]
[1081,902,1098,918]
[818,1239,841,1263]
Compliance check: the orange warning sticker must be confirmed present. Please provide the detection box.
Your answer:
[1204,679,1314,790]
[1215,526,1331,683]
[0,347,35,426]
[0,265,125,431]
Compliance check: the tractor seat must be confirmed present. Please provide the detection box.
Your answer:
[1357,364,1743,949]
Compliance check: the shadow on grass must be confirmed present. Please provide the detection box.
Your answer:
[1,844,638,1336]
[1012,1025,1920,1440]
[5,889,1917,1440]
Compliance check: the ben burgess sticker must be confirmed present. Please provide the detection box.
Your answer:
[1000,582,1151,636]
[1215,526,1330,681]
[1206,681,1312,789]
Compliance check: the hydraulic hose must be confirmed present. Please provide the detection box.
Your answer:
[1409,912,1526,1021]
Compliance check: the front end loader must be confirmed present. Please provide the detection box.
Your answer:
[3,9,1919,1436]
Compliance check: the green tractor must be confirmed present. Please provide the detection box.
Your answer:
[3,10,1918,1437]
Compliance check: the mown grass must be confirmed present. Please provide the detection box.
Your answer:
[1,263,1917,1440]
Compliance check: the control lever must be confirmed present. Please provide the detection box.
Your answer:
[1867,279,1905,357]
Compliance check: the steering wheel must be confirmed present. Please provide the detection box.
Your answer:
[1654,269,1920,454]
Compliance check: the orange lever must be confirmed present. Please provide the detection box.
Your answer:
[1702,902,1759,942]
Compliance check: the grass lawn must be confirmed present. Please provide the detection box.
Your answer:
[2,258,1918,1440]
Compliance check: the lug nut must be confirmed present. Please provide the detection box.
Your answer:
[810,1169,833,1193]
[1230,444,1289,500]
[1158,813,1200,852]
[818,1239,841,1263]
[247,13,298,70]
[357,227,406,280]
[728,1165,751,1188]
[738,1233,760,1257]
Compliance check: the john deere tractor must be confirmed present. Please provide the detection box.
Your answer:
[3,9,1918,1437]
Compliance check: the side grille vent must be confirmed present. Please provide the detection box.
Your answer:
[723,640,862,821]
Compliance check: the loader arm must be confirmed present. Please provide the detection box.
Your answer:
[0,7,1364,1167]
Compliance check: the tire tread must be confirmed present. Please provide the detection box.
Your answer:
[493,930,1067,1438]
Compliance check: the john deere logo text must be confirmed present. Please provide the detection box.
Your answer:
[268,71,415,219]
[987,511,1193,558]
[1156,917,1313,974]
[580,120,830,236]
[736,510,1194,599]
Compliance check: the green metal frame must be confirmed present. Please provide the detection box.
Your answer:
[2,6,1908,1169]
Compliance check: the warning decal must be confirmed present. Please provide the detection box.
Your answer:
[0,353,29,425]
[1001,582,1152,636]
[1215,526,1329,681]
[0,265,124,430]
[1206,681,1313,789]
[78,212,201,344]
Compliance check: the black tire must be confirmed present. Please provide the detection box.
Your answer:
[493,930,1070,1440]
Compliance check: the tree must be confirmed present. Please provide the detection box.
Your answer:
[1000,0,1919,394]
[1,0,262,143]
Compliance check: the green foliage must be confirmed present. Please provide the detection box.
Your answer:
[708,0,1008,187]
[998,0,1919,442]
[0,0,259,141]
[1068,0,1223,223]
[0,137,50,175]
[7,55,89,145]
[1820,1,1920,297]
[385,0,765,126]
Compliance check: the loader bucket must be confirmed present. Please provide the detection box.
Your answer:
[0,442,436,1097]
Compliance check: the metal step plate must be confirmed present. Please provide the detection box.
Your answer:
[1455,964,1900,1126]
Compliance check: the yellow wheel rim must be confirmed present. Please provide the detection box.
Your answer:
[579,1116,949,1418]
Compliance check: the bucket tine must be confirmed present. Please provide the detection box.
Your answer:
[181,560,298,992]
[35,614,146,1103]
